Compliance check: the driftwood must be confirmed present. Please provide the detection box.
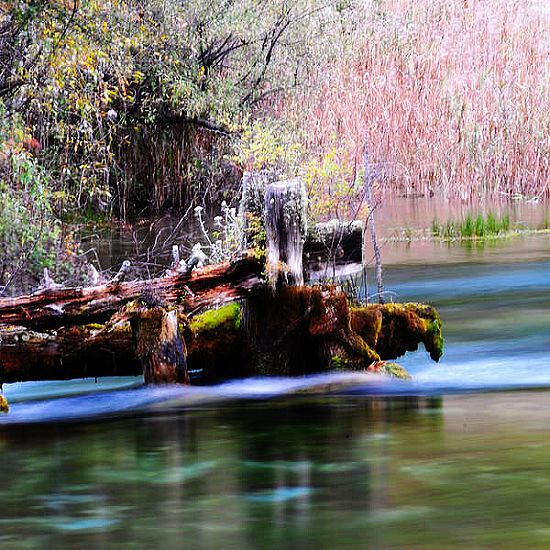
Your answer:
[0,252,263,330]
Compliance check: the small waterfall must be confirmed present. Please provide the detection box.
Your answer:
[264,179,307,287]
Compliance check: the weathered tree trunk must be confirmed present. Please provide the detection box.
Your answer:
[264,179,307,287]
[239,170,279,247]
[131,308,189,384]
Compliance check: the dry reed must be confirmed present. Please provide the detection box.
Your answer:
[288,0,550,201]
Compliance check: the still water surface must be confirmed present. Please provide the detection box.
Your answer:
[2,230,550,548]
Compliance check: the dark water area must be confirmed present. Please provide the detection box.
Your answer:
[3,200,550,547]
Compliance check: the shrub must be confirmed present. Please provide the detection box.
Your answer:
[0,107,85,294]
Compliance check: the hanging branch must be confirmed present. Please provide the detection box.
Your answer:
[364,143,385,304]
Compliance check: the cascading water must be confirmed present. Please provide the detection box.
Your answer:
[264,179,307,287]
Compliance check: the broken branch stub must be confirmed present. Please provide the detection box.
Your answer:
[130,307,189,385]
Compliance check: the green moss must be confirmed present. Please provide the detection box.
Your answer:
[351,302,444,363]
[330,356,356,370]
[190,303,242,334]
[423,313,444,362]
[403,303,444,361]
[330,356,410,380]
[86,323,105,330]
[187,303,244,382]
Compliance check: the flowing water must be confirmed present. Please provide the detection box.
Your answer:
[2,203,550,548]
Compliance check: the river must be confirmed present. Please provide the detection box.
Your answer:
[1,209,550,548]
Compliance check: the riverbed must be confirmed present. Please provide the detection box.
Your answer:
[2,224,550,548]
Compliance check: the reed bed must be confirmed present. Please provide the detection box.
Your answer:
[288,0,550,201]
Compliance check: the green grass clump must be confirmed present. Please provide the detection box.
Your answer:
[432,212,512,240]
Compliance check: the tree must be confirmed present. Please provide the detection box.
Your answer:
[1,0,353,216]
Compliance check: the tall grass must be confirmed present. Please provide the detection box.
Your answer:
[287,0,550,201]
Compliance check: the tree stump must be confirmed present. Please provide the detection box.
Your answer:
[239,170,279,247]
[130,308,189,384]
[264,178,307,287]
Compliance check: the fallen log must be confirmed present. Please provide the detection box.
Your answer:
[0,173,444,398]
[0,288,443,384]
[0,252,263,330]
[0,324,141,383]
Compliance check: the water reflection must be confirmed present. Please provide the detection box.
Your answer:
[4,389,550,547]
[0,396,441,549]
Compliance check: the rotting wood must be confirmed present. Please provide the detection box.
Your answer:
[0,324,141,383]
[131,307,189,384]
[0,288,443,385]
[264,178,308,287]
[0,170,443,394]
[0,251,264,330]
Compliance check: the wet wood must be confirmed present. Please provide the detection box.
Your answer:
[0,324,141,383]
[0,290,443,385]
[131,308,189,384]
[0,252,263,330]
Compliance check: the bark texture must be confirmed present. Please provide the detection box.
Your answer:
[131,308,189,384]
[0,252,263,330]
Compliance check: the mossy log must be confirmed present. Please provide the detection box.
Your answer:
[0,393,8,413]
[0,324,142,383]
[0,288,443,384]
[187,293,442,380]
[243,287,442,377]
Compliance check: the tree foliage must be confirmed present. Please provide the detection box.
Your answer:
[1,0,351,215]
